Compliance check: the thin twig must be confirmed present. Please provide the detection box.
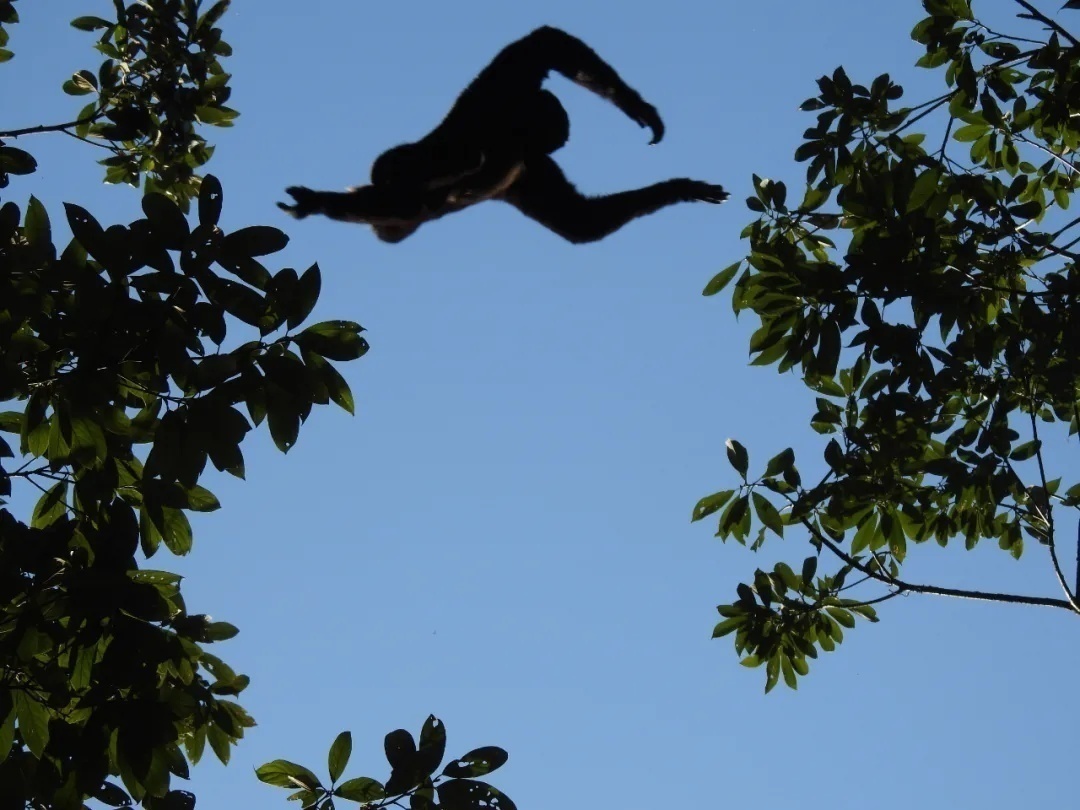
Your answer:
[845,590,905,608]
[1013,0,1080,47]
[61,129,116,151]
[939,115,956,159]
[1029,411,1080,610]
[1075,521,1080,599]
[973,18,1049,46]
[1013,132,1080,176]
[894,94,955,136]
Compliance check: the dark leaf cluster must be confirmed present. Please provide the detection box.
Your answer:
[0,175,363,807]
[257,717,515,810]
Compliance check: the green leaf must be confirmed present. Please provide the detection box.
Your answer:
[159,507,193,554]
[288,263,322,329]
[295,321,368,361]
[417,715,446,776]
[0,697,14,762]
[817,319,841,377]
[32,481,68,528]
[384,728,417,772]
[764,448,795,477]
[773,561,799,591]
[62,73,96,95]
[725,438,749,478]
[764,655,780,693]
[265,383,301,454]
[22,196,50,252]
[442,746,508,778]
[143,192,190,249]
[255,760,322,791]
[692,489,735,522]
[204,621,239,641]
[0,145,37,175]
[799,185,829,211]
[703,262,741,296]
[320,359,355,415]
[781,655,798,689]
[195,104,239,125]
[915,47,950,69]
[0,412,23,434]
[328,731,352,784]
[1009,440,1040,461]
[906,168,940,212]
[437,779,516,810]
[198,0,232,29]
[70,15,112,30]
[851,514,879,555]
[794,140,825,162]
[183,485,221,512]
[1009,199,1042,220]
[199,174,224,227]
[70,414,107,463]
[223,225,288,257]
[953,123,989,142]
[712,616,746,638]
[336,777,385,802]
[752,492,784,537]
[825,606,856,628]
[13,689,49,757]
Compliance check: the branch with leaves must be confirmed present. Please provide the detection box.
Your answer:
[696,0,1080,692]
[258,717,516,810]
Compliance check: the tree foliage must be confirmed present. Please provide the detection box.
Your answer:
[2,0,235,207]
[257,716,515,810]
[0,2,443,807]
[697,0,1080,692]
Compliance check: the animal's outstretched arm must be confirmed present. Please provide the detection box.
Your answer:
[500,157,727,244]
[504,26,666,144]
[277,185,426,224]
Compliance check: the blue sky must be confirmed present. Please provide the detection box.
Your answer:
[3,1,1079,808]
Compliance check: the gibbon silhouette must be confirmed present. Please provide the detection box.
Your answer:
[278,27,727,243]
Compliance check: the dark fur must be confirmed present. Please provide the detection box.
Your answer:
[279,27,727,243]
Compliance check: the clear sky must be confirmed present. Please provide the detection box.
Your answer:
[3,1,1078,808]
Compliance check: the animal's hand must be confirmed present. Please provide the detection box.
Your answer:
[621,92,664,144]
[633,101,665,145]
[672,180,729,204]
[277,186,319,219]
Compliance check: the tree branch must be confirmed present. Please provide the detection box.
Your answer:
[1013,0,1080,47]
[0,110,102,139]
[785,497,1077,611]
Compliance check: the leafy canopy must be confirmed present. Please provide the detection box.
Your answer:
[0,2,370,807]
[697,0,1080,692]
